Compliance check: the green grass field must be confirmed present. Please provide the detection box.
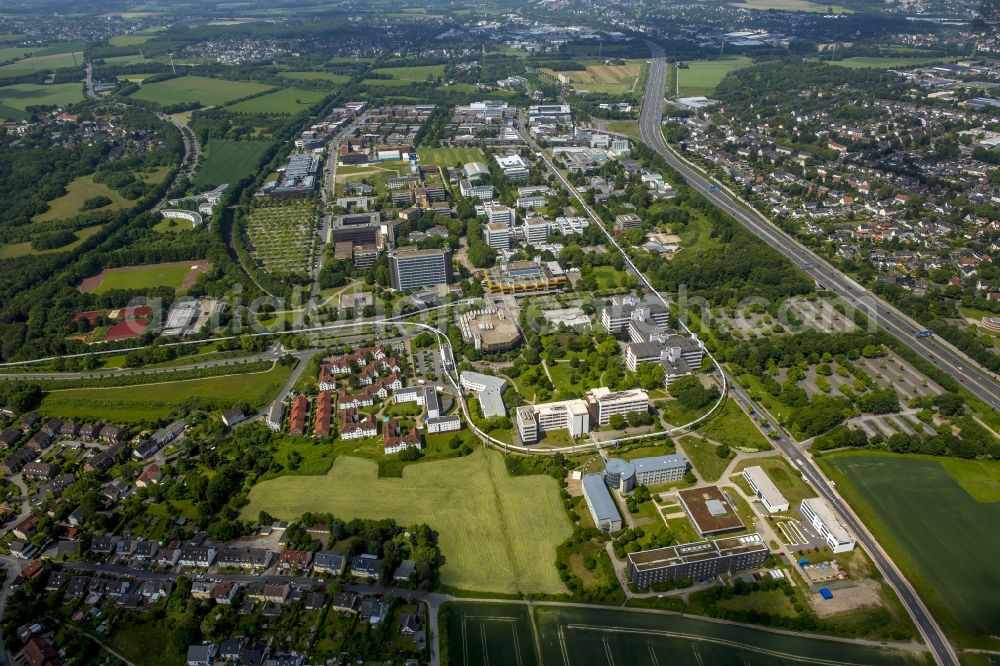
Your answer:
[226,87,326,115]
[541,60,644,94]
[86,261,198,294]
[729,0,852,12]
[416,146,485,167]
[0,83,85,119]
[678,436,733,482]
[191,138,273,188]
[0,224,102,259]
[0,51,82,75]
[369,64,445,81]
[675,56,753,97]
[279,70,350,85]
[108,34,154,47]
[130,75,273,107]
[819,451,1000,644]
[33,174,130,222]
[699,399,771,450]
[446,602,925,666]
[40,363,292,423]
[824,56,957,69]
[243,449,572,595]
[153,217,195,233]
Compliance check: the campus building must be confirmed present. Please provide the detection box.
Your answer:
[582,474,623,532]
[484,222,511,251]
[388,248,453,291]
[742,466,790,513]
[604,454,689,493]
[460,371,508,418]
[626,534,769,587]
[678,486,745,536]
[601,296,671,336]
[585,387,649,426]
[800,498,855,553]
[515,398,590,444]
[483,260,567,295]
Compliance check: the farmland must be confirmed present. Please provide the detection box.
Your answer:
[191,139,273,188]
[674,56,753,97]
[416,146,485,168]
[819,451,1000,645]
[130,75,273,107]
[363,64,444,87]
[445,602,925,666]
[243,449,572,595]
[40,362,293,423]
[540,60,644,95]
[108,34,154,47]
[729,0,852,12]
[0,83,85,119]
[244,199,320,277]
[823,56,958,69]
[77,260,208,294]
[225,87,327,115]
[279,70,350,85]
[33,174,131,222]
[0,51,82,75]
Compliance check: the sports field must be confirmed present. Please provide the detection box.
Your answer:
[675,56,753,97]
[541,60,644,94]
[130,75,273,107]
[820,451,1000,643]
[77,260,208,294]
[40,363,293,423]
[416,146,485,167]
[191,139,273,188]
[0,83,85,119]
[243,449,572,594]
[226,87,326,115]
[279,70,350,85]
[446,602,925,666]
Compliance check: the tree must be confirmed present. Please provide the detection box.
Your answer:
[609,414,625,430]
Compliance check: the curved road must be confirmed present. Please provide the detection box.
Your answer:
[640,43,960,666]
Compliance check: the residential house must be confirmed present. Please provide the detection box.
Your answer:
[0,429,21,449]
[304,591,327,610]
[360,597,389,624]
[99,425,125,444]
[312,550,346,575]
[11,514,39,541]
[178,545,217,568]
[399,612,422,637]
[350,553,381,579]
[277,549,312,571]
[217,547,273,571]
[212,581,240,604]
[383,419,421,455]
[393,559,416,583]
[136,464,162,487]
[222,407,246,428]
[186,643,217,666]
[329,592,359,614]
[22,462,59,481]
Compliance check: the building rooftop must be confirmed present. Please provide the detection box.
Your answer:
[633,454,689,476]
[743,466,788,509]
[627,533,766,572]
[802,497,853,544]
[678,486,745,535]
[583,474,622,525]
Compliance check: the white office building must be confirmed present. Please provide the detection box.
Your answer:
[485,203,515,227]
[516,399,589,444]
[484,222,511,250]
[800,497,855,553]
[586,387,649,426]
[524,217,550,245]
[742,466,790,513]
[459,180,495,200]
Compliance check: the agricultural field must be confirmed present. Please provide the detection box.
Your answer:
[244,199,319,277]
[363,64,445,87]
[819,451,1000,645]
[243,449,573,595]
[541,60,644,95]
[40,362,293,423]
[446,603,925,666]
[729,0,852,12]
[130,75,273,107]
[191,139,273,188]
[0,51,82,75]
[225,87,327,115]
[674,56,753,97]
[279,70,350,85]
[33,174,131,222]
[824,56,958,69]
[108,34,154,47]
[0,83,85,119]
[77,260,209,294]
[416,146,485,168]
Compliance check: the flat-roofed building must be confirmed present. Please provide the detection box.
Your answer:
[800,497,855,553]
[515,405,539,444]
[484,222,511,251]
[459,180,494,200]
[582,474,623,532]
[614,213,643,235]
[388,248,453,291]
[678,486,745,536]
[742,466,789,513]
[485,202,514,227]
[626,533,769,587]
[586,387,649,426]
[458,308,521,352]
[460,371,508,418]
[601,296,671,336]
[523,217,550,245]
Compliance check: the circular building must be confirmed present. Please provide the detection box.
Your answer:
[604,457,637,493]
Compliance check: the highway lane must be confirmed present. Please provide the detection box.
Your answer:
[640,43,960,666]
[639,45,1000,411]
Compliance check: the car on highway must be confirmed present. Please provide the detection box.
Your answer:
[709,184,721,191]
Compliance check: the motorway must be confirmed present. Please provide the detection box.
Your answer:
[639,44,1000,412]
[639,43,960,666]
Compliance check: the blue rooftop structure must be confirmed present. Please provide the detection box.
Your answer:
[582,474,623,532]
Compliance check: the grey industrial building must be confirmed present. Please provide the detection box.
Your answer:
[626,533,769,587]
[388,247,453,291]
[582,474,623,532]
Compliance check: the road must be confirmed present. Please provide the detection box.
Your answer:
[639,43,960,666]
[638,45,1000,412]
